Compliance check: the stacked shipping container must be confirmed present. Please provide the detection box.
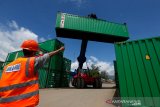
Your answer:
[61,58,71,87]
[39,39,64,88]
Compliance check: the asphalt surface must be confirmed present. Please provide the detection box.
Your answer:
[38,83,116,107]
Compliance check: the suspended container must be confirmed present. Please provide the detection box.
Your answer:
[114,36,160,107]
[56,12,129,43]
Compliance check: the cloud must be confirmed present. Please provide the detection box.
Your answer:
[39,37,46,42]
[0,20,44,61]
[71,60,79,71]
[71,56,115,75]
[90,56,98,62]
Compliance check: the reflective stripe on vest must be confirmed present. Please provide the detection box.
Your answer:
[0,80,38,92]
[0,90,39,103]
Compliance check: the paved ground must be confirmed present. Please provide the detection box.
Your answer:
[38,83,116,107]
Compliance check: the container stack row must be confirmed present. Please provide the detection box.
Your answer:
[61,58,71,87]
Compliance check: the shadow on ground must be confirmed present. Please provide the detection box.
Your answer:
[42,83,116,90]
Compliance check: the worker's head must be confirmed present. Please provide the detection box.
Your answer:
[21,40,39,57]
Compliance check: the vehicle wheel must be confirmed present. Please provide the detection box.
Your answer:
[84,84,87,88]
[93,78,98,88]
[98,79,102,88]
[93,78,102,88]
[77,78,81,88]
[77,78,85,88]
[81,78,85,88]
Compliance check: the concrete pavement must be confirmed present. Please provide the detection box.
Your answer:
[38,84,116,107]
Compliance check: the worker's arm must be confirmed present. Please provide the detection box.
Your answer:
[48,46,65,57]
[34,46,65,71]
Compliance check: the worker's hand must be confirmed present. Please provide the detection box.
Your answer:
[59,46,65,51]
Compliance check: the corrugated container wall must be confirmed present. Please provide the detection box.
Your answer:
[38,39,64,88]
[61,58,71,87]
[56,12,129,43]
[114,37,160,107]
[5,51,24,63]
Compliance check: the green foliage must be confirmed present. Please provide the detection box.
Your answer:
[86,64,109,80]
[89,64,100,78]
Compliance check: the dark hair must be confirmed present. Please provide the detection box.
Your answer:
[23,49,36,57]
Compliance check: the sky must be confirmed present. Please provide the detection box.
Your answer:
[0,0,160,75]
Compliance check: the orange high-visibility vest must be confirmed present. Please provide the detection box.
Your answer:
[0,57,39,107]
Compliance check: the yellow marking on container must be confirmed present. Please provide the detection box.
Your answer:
[146,55,150,60]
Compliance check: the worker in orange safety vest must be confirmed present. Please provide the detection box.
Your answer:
[0,39,65,107]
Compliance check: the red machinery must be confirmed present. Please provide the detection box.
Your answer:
[72,69,102,88]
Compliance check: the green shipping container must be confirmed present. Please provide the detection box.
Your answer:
[5,51,24,62]
[38,67,48,88]
[46,71,62,88]
[38,39,64,88]
[61,75,70,87]
[56,12,129,43]
[39,39,64,52]
[39,39,64,70]
[63,57,71,71]
[114,36,160,107]
[61,58,71,87]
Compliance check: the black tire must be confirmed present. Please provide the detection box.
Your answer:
[81,78,85,88]
[93,79,99,88]
[93,78,102,88]
[76,78,81,88]
[76,78,85,88]
[99,79,102,88]
[84,84,87,88]
[72,79,76,87]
